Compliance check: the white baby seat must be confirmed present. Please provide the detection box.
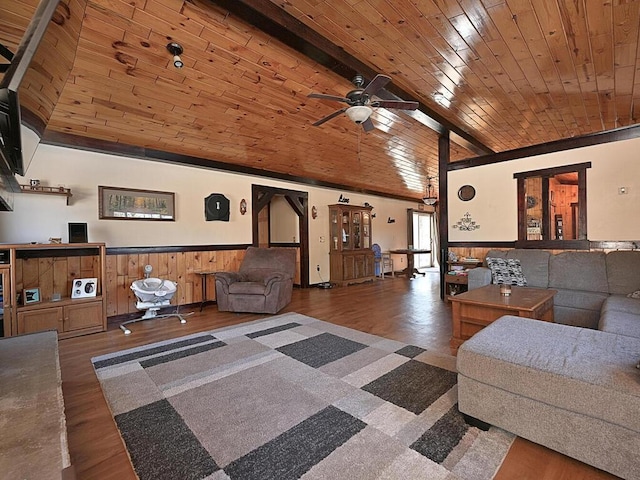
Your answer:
[119,276,189,334]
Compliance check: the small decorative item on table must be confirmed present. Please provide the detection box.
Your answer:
[23,287,41,304]
[500,284,512,296]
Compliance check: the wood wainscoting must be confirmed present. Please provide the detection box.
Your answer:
[105,246,301,318]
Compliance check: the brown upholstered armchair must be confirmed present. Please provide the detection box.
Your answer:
[215,247,297,314]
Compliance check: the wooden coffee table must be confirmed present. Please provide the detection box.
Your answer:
[450,284,557,354]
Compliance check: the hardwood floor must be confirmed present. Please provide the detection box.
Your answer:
[58,270,618,479]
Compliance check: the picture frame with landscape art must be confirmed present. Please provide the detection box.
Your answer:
[98,186,175,221]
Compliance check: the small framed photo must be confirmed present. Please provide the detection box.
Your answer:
[23,288,40,305]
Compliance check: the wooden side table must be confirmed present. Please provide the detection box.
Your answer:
[195,271,217,311]
[450,284,556,354]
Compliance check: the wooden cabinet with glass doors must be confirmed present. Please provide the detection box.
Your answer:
[329,204,375,286]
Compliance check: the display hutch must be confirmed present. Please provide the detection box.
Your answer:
[0,243,107,339]
[329,204,375,286]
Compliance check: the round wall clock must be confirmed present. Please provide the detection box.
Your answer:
[457,185,476,201]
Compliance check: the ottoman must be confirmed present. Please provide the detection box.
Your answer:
[457,316,640,480]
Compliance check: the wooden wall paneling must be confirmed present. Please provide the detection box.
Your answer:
[175,252,187,306]
[98,250,252,317]
[79,253,98,280]
[167,252,179,306]
[53,257,69,299]
[204,250,217,301]
[105,255,118,316]
[38,257,54,301]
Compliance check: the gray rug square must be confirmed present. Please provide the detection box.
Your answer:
[92,313,514,480]
[277,332,368,368]
[170,363,329,467]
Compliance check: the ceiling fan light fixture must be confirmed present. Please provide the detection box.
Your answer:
[345,105,373,124]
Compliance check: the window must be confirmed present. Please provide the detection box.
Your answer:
[514,162,590,249]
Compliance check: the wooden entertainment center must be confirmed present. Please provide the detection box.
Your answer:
[0,243,107,339]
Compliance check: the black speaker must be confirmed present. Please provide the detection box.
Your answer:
[68,223,88,243]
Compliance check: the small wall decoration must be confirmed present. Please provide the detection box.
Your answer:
[240,198,247,215]
[338,194,350,204]
[387,217,395,224]
[99,186,175,221]
[23,287,40,304]
[453,212,480,231]
[71,278,98,299]
[205,193,230,221]
[311,206,318,219]
[457,185,476,201]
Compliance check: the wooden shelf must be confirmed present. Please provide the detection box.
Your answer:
[19,184,72,205]
[2,243,107,339]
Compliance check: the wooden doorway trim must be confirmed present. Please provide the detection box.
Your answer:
[252,184,310,288]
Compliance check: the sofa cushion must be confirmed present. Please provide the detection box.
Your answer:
[628,290,640,299]
[506,249,551,288]
[228,281,267,295]
[599,296,640,339]
[553,305,602,329]
[486,257,527,286]
[457,316,640,435]
[553,289,609,312]
[599,312,640,339]
[606,251,640,296]
[601,295,640,316]
[549,252,608,293]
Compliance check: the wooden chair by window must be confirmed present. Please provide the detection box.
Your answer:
[373,244,394,279]
[381,252,394,278]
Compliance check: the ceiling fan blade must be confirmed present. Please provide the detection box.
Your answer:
[312,107,348,126]
[308,93,351,103]
[371,100,419,110]
[362,74,391,97]
[361,117,375,132]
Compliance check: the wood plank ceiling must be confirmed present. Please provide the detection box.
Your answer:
[2,0,640,200]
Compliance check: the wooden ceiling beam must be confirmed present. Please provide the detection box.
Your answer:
[208,0,493,156]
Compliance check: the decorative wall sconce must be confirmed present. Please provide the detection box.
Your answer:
[452,212,480,231]
[166,42,184,68]
[338,194,350,204]
[387,217,395,224]
[372,213,376,218]
[239,198,247,215]
[311,206,318,219]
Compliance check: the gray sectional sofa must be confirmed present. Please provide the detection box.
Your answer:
[468,249,640,328]
[459,249,640,479]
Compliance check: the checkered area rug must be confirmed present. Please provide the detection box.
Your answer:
[92,313,513,480]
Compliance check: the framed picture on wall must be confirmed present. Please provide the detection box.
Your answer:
[98,186,175,221]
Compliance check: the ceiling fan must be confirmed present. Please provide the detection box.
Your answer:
[308,74,419,131]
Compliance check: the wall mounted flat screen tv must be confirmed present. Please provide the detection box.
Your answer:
[0,0,61,197]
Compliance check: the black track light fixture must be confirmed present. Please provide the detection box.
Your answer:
[166,42,184,69]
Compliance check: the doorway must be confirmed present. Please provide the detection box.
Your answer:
[251,185,309,287]
[407,209,435,269]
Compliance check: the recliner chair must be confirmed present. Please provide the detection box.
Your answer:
[215,247,296,314]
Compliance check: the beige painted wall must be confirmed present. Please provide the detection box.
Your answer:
[448,137,640,241]
[269,196,299,243]
[2,143,419,284]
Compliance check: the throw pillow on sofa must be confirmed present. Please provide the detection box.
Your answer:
[486,257,527,286]
[627,290,640,299]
